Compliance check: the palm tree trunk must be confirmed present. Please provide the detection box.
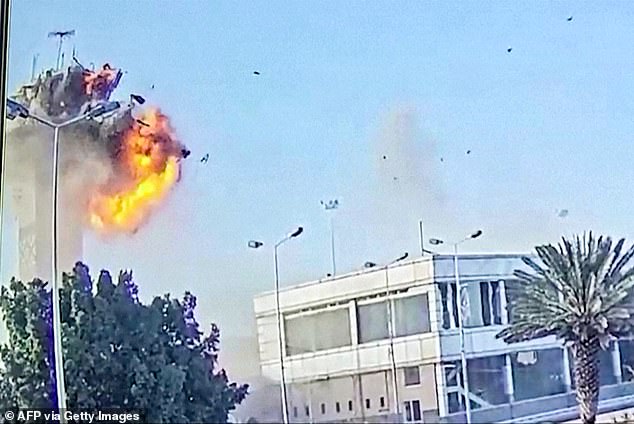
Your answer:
[572,336,601,424]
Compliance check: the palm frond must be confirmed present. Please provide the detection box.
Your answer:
[496,233,634,346]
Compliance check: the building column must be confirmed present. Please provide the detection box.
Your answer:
[562,348,572,392]
[613,342,623,384]
[499,280,509,325]
[504,354,515,403]
[435,363,449,416]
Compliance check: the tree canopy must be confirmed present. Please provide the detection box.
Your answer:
[0,262,248,423]
[497,233,634,424]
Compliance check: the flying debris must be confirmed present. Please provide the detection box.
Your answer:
[393,177,398,181]
[201,153,209,164]
[567,16,573,22]
[136,119,150,127]
[181,149,192,159]
[151,84,155,90]
[440,157,444,162]
[557,209,569,218]
[466,150,471,155]
[253,71,261,75]
[507,47,513,53]
[130,94,146,105]
[382,155,387,160]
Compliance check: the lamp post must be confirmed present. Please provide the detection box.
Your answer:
[384,251,409,421]
[429,230,482,424]
[6,98,128,420]
[320,199,338,276]
[249,226,304,424]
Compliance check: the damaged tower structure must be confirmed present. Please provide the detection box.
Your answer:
[6,62,189,282]
[7,64,126,281]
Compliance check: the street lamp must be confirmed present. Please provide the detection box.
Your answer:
[320,199,339,277]
[248,226,304,424]
[384,251,408,420]
[429,230,482,424]
[5,98,126,419]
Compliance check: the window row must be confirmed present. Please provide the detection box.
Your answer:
[284,293,431,355]
[291,397,389,418]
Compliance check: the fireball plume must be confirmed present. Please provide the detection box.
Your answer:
[8,61,189,235]
[89,108,182,233]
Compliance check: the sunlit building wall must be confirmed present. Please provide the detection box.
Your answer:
[254,254,634,423]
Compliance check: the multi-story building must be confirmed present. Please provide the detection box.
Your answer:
[253,254,634,423]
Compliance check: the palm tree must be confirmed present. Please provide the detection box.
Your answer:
[496,233,634,424]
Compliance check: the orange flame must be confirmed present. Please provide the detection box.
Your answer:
[83,64,119,97]
[88,108,182,233]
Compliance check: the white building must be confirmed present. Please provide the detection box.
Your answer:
[253,254,634,423]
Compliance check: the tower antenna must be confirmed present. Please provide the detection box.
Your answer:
[47,29,75,70]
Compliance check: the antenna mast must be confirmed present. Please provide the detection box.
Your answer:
[47,29,75,70]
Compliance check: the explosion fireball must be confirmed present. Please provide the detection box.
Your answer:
[9,62,190,235]
[89,108,182,233]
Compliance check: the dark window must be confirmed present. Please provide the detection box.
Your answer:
[467,355,508,406]
[305,406,310,417]
[335,402,341,413]
[320,403,325,415]
[358,301,389,343]
[380,396,385,408]
[365,398,371,409]
[393,294,431,336]
[620,339,634,382]
[412,400,421,421]
[293,407,298,418]
[512,348,566,401]
[439,282,459,329]
[404,366,421,386]
[404,400,422,422]
[348,400,353,411]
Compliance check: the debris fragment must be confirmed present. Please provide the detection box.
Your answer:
[507,47,513,53]
[253,71,260,75]
[567,16,573,22]
[201,153,209,163]
[557,209,569,218]
[466,150,471,155]
[136,119,150,127]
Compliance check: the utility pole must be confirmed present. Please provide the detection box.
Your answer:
[47,30,75,71]
[0,0,11,285]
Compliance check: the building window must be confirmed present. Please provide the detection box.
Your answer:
[348,400,353,411]
[393,294,431,336]
[440,280,504,329]
[285,308,352,355]
[404,366,421,386]
[380,396,385,408]
[511,348,566,401]
[467,355,508,406]
[335,402,341,413]
[293,407,298,418]
[404,400,422,423]
[305,406,310,417]
[365,398,371,409]
[357,301,389,343]
[320,403,326,415]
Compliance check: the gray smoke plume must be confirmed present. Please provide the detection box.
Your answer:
[367,105,453,255]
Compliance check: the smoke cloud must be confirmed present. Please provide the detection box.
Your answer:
[367,105,453,255]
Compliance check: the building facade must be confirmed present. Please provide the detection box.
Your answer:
[253,254,634,423]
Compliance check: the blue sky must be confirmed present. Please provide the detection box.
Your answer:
[4,1,634,378]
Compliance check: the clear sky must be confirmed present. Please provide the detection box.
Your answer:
[4,0,634,379]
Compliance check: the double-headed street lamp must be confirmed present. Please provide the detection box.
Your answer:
[429,230,483,424]
[5,97,133,419]
[384,251,409,420]
[249,226,304,424]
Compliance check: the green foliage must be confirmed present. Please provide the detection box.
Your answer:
[0,263,248,423]
[497,232,634,346]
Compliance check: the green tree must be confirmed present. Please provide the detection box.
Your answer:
[497,233,634,424]
[0,262,248,423]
